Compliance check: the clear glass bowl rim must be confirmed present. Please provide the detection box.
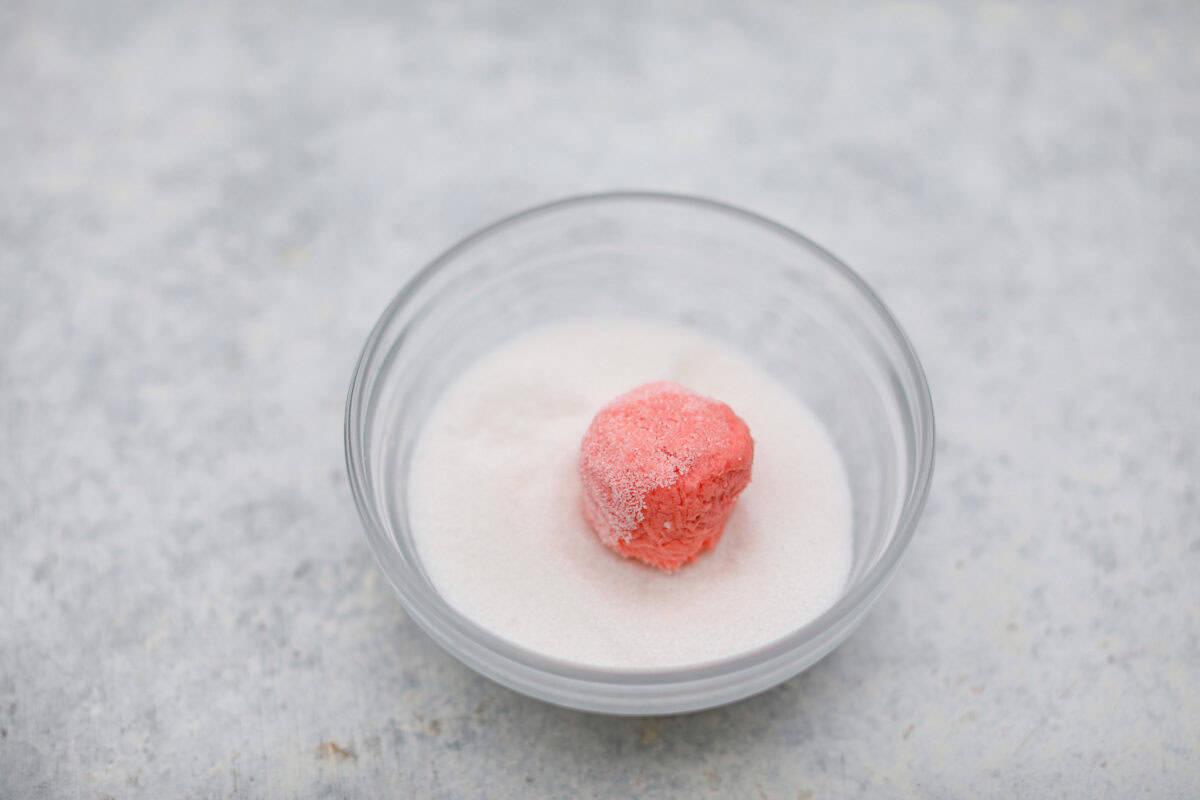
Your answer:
[344,191,935,709]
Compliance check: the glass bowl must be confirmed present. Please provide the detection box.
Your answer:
[344,192,934,715]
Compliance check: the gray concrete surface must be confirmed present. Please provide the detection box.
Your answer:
[2,0,1198,796]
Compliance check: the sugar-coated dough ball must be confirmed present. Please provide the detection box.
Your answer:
[579,381,754,571]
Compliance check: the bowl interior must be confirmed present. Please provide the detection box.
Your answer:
[347,193,933,711]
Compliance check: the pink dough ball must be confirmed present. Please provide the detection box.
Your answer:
[579,381,754,571]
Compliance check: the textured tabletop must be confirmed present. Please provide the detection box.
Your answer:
[2,1,1198,797]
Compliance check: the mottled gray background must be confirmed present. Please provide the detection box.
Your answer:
[2,0,1198,797]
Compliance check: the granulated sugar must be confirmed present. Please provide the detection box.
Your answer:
[408,319,853,669]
